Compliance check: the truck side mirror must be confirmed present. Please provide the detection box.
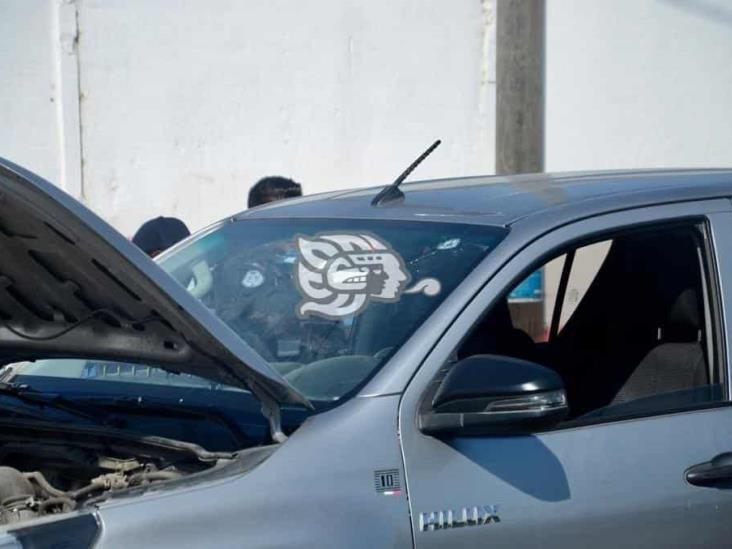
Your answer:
[419,355,568,436]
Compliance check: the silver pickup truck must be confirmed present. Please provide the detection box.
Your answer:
[0,157,731,548]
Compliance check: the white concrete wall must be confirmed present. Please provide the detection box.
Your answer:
[11,0,732,238]
[546,0,732,172]
[1,0,496,236]
[79,0,496,234]
[0,0,61,185]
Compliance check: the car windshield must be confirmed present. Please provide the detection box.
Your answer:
[10,218,506,407]
[157,218,507,401]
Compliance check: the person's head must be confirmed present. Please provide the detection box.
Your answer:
[248,176,302,208]
[132,216,190,257]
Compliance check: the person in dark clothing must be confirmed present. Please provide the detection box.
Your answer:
[132,216,190,257]
[248,176,302,208]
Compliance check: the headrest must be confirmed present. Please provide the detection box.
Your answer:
[663,288,701,342]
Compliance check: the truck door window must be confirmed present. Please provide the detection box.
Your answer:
[557,240,612,330]
[508,254,566,342]
[458,222,724,425]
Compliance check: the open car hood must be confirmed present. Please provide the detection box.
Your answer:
[0,158,311,410]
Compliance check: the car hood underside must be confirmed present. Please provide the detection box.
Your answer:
[0,158,310,409]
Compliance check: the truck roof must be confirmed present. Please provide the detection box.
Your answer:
[240,168,732,227]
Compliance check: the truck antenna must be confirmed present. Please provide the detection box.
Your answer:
[371,139,441,206]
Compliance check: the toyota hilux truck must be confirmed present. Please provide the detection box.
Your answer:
[0,156,731,548]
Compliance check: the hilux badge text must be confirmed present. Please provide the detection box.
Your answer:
[419,505,501,532]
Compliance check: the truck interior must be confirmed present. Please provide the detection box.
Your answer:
[457,221,723,425]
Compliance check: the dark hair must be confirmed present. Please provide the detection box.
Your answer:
[132,216,190,257]
[248,176,302,208]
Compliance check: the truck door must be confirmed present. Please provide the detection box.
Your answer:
[400,202,732,548]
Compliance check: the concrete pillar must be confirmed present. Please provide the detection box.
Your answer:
[496,0,545,175]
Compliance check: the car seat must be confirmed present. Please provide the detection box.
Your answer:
[611,288,708,405]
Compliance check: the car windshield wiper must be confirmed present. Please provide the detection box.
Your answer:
[0,384,254,447]
[68,394,253,447]
[0,382,120,426]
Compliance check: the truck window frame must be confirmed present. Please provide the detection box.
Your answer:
[489,219,727,428]
[404,201,732,435]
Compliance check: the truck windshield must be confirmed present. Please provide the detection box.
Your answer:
[158,218,507,402]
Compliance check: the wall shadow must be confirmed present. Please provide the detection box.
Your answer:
[660,0,732,29]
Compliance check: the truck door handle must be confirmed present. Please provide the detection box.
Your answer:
[686,453,732,487]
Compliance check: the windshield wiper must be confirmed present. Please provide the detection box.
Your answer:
[0,384,254,447]
[68,394,253,447]
[0,382,120,426]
